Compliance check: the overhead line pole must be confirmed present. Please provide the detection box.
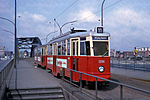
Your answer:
[14,0,17,69]
[101,0,105,26]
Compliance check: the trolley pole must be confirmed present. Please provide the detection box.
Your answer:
[101,0,105,26]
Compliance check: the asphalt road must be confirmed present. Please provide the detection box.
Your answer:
[0,60,10,71]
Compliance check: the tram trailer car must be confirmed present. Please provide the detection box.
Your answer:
[34,29,110,85]
[34,45,47,68]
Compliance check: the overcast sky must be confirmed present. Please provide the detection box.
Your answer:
[0,0,150,51]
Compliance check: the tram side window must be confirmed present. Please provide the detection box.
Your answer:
[34,48,37,56]
[38,48,41,56]
[86,41,90,55]
[58,42,61,55]
[48,45,50,55]
[93,42,108,56]
[54,43,58,55]
[62,40,66,55]
[80,41,90,56]
[44,47,47,55]
[67,39,70,55]
[50,44,52,55]
[80,42,86,55]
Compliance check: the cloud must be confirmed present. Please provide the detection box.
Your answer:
[0,0,10,13]
[75,10,99,22]
[18,12,47,23]
[105,8,150,50]
[17,12,60,44]
[32,14,46,22]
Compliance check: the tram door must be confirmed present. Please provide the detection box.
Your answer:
[71,38,80,82]
[53,43,57,73]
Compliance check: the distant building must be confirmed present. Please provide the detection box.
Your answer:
[110,47,150,58]
[0,46,5,58]
[110,49,116,57]
[123,51,134,58]
[136,47,150,57]
[137,47,150,51]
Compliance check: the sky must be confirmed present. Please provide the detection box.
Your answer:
[0,0,150,51]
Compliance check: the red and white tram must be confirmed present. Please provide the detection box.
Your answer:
[34,28,110,85]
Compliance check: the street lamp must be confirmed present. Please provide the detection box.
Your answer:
[0,0,17,69]
[101,0,105,27]
[54,19,77,35]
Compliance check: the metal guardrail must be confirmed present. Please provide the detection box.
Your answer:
[0,59,14,100]
[111,59,150,72]
[61,68,150,100]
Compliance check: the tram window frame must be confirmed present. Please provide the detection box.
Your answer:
[34,48,37,55]
[50,44,52,55]
[44,46,47,55]
[62,40,66,55]
[58,42,62,55]
[86,41,90,56]
[80,41,90,56]
[80,41,86,55]
[67,39,70,56]
[39,47,42,56]
[54,43,58,55]
[48,45,50,55]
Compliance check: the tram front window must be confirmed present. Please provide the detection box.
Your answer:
[93,42,108,56]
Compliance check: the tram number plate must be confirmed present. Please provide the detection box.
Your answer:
[99,60,105,63]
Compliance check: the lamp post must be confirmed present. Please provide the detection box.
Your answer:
[14,0,17,68]
[54,19,77,35]
[101,0,105,27]
[0,0,17,69]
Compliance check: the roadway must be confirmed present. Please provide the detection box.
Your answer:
[7,58,150,100]
[0,60,11,71]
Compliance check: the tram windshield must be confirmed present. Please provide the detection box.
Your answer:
[93,42,108,56]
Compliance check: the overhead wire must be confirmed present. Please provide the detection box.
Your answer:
[76,0,124,22]
[55,0,79,19]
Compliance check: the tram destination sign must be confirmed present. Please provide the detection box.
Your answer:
[92,36,108,40]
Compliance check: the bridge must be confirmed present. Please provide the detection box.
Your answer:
[0,57,150,100]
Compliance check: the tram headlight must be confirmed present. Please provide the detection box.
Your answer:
[98,66,104,73]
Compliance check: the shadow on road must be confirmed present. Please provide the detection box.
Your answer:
[85,78,120,91]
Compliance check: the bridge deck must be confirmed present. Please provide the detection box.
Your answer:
[8,58,60,89]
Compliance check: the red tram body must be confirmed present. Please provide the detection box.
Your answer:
[34,29,110,84]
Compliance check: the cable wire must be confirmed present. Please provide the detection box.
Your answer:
[76,0,123,22]
[55,0,79,19]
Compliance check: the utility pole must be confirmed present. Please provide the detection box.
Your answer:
[101,0,105,27]
[14,0,17,68]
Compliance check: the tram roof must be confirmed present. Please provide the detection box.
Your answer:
[47,30,110,44]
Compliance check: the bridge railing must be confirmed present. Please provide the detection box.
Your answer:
[62,68,150,100]
[111,58,150,72]
[0,59,14,100]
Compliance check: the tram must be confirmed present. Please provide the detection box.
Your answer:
[34,28,110,85]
